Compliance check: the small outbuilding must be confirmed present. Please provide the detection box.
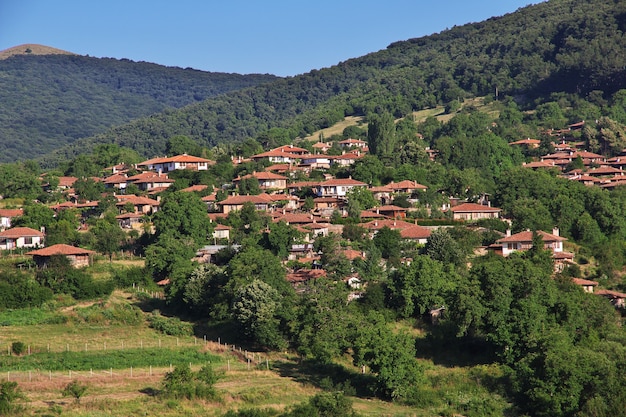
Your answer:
[26,244,95,268]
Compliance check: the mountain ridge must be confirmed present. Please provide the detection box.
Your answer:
[40,0,626,167]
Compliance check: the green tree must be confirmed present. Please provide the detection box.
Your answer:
[92,214,126,261]
[353,312,424,400]
[232,279,286,349]
[73,177,105,201]
[262,220,302,259]
[238,176,262,195]
[13,202,55,231]
[424,227,465,267]
[346,187,378,210]
[226,243,291,298]
[389,255,457,317]
[166,135,201,156]
[182,263,228,318]
[0,163,42,199]
[367,112,397,161]
[145,232,197,281]
[372,226,402,261]
[152,191,213,246]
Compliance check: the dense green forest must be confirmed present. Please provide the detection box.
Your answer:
[39,0,626,167]
[0,54,277,162]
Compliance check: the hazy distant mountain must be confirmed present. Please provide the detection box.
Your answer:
[0,49,277,162]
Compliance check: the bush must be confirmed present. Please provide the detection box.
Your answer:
[112,266,153,288]
[161,364,222,400]
[0,381,25,415]
[62,380,88,404]
[11,342,25,356]
[148,311,193,336]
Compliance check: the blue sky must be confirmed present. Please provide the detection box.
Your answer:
[0,1,543,76]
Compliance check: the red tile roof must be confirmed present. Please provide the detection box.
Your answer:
[138,154,214,166]
[180,184,209,193]
[385,180,428,191]
[0,227,44,238]
[218,194,273,206]
[26,244,94,256]
[497,230,566,244]
[0,209,23,218]
[286,269,327,283]
[450,203,501,213]
[319,178,367,187]
[400,225,431,240]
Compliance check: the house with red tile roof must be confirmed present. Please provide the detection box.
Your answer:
[217,194,273,214]
[0,209,23,230]
[137,154,214,173]
[338,138,368,149]
[385,180,428,194]
[115,212,145,230]
[360,219,417,234]
[272,145,310,155]
[250,149,303,164]
[212,224,231,241]
[26,244,95,268]
[596,289,626,308]
[58,176,78,189]
[0,227,44,250]
[115,195,160,215]
[399,225,431,244]
[233,171,288,191]
[286,269,327,288]
[572,278,598,293]
[372,205,408,219]
[331,151,365,167]
[449,203,501,221]
[316,178,367,198]
[103,173,129,191]
[509,138,541,148]
[126,171,175,192]
[312,142,333,153]
[492,228,570,258]
[299,154,333,170]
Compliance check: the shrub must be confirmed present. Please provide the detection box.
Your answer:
[0,381,25,415]
[112,266,153,288]
[11,342,25,356]
[148,311,193,336]
[161,364,222,400]
[62,380,88,404]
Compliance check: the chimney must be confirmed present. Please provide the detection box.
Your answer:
[506,229,511,237]
[552,227,560,237]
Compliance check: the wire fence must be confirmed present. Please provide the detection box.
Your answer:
[0,332,257,356]
[1,358,272,384]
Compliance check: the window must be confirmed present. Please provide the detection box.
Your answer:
[24,237,33,245]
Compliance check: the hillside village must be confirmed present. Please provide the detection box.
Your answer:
[2,117,626,308]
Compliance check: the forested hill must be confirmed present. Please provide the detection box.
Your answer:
[41,0,626,166]
[0,52,278,162]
